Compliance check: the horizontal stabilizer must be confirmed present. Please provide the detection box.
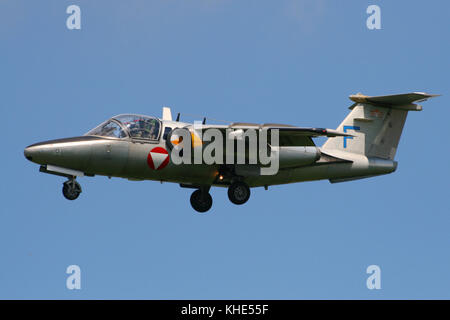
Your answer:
[349,92,440,111]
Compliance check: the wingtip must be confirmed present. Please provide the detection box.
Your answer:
[412,92,441,97]
[413,92,441,103]
[349,93,368,103]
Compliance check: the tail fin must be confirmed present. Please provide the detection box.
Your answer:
[322,92,439,160]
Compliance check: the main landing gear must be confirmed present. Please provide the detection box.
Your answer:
[189,181,251,213]
[227,181,251,205]
[190,188,213,213]
[62,179,82,200]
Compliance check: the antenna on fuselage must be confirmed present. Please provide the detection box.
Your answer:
[202,117,206,124]
[176,113,180,122]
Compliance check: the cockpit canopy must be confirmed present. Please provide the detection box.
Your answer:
[86,114,161,140]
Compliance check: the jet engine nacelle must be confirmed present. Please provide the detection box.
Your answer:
[272,146,321,168]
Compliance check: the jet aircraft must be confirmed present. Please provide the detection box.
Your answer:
[24,92,438,212]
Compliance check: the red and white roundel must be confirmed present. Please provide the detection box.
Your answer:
[147,147,170,170]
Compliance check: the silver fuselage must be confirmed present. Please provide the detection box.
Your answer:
[24,120,397,188]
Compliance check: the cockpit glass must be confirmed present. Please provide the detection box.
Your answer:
[113,115,161,140]
[86,120,127,138]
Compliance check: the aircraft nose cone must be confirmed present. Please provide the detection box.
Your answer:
[24,136,96,168]
[24,145,38,162]
[24,142,54,165]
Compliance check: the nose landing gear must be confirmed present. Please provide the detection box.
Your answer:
[62,179,82,200]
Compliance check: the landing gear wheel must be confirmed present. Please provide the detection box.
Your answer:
[62,180,82,200]
[228,181,250,205]
[190,190,213,213]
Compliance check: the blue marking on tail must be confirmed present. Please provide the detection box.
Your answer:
[343,126,360,148]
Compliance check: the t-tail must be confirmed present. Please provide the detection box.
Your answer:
[321,92,439,182]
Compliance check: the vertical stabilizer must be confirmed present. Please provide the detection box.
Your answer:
[322,92,439,160]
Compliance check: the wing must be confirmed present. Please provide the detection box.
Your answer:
[193,123,352,147]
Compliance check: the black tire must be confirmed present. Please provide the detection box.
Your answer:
[228,181,250,205]
[62,180,82,200]
[190,190,213,213]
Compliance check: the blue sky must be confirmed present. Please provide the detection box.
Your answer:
[1,0,449,299]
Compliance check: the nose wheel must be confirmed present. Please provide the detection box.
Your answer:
[190,189,213,213]
[228,181,250,205]
[62,179,82,200]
